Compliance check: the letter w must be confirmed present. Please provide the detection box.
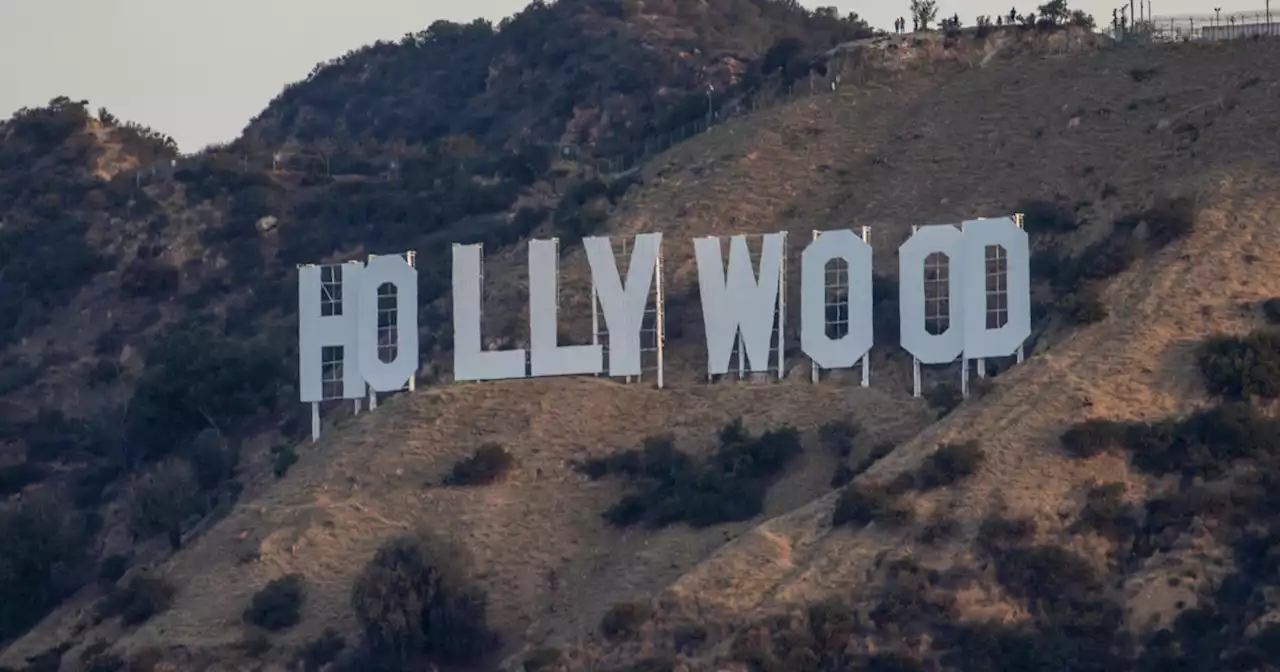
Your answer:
[693,232,786,377]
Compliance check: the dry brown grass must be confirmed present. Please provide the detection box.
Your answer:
[9,34,1280,671]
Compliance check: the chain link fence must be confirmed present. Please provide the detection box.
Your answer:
[1109,5,1279,41]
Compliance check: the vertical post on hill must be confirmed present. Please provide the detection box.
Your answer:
[778,236,787,381]
[859,226,871,388]
[1130,0,1135,30]
[368,253,379,411]
[655,246,666,390]
[591,283,600,378]
[911,225,922,399]
[406,251,417,392]
[811,230,821,385]
[1013,214,1025,366]
[311,403,320,443]
[706,85,714,131]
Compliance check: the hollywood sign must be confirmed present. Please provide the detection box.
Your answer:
[297,217,1030,439]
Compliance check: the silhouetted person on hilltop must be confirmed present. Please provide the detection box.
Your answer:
[913,17,918,31]
[1010,7,1018,23]
[997,15,1004,26]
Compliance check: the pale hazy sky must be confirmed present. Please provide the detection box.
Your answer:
[0,0,1242,152]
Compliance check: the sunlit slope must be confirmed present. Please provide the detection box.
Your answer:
[482,38,1279,387]
[549,40,1280,670]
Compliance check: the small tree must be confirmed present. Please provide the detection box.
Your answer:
[351,528,497,665]
[129,460,202,550]
[910,0,939,29]
[1038,0,1070,24]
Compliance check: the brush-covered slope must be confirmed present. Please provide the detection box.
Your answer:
[0,1,874,665]
[9,26,1280,672]
[534,40,1280,671]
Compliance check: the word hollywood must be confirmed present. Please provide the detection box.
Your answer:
[298,217,1031,436]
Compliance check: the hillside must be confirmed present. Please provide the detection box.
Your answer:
[0,4,871,664]
[6,2,1280,671]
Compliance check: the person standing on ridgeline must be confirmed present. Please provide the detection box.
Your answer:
[913,17,918,31]
[1009,7,1017,23]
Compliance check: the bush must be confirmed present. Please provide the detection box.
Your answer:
[585,420,803,529]
[1059,418,1127,458]
[521,647,564,671]
[994,545,1100,605]
[272,445,299,478]
[444,443,515,486]
[600,600,653,640]
[916,441,984,490]
[244,573,305,631]
[1197,329,1280,400]
[1077,482,1138,540]
[927,383,963,416]
[98,553,132,587]
[832,483,911,528]
[818,420,860,458]
[0,494,89,641]
[1262,298,1280,325]
[1116,196,1194,247]
[1063,403,1280,479]
[298,628,346,672]
[1056,288,1108,325]
[1017,198,1079,234]
[99,574,176,626]
[976,512,1037,551]
[351,528,497,666]
[129,460,202,550]
[124,325,285,465]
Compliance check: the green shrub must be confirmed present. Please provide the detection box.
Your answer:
[125,325,285,465]
[1056,288,1108,325]
[0,494,89,640]
[98,554,132,587]
[351,528,497,666]
[927,383,963,416]
[832,483,911,528]
[976,511,1037,551]
[521,647,564,671]
[272,445,299,478]
[1262,298,1280,325]
[298,628,346,672]
[1197,329,1280,400]
[1076,482,1138,540]
[99,574,176,626]
[128,460,202,550]
[916,441,984,490]
[600,600,653,640]
[1059,418,1127,458]
[1017,198,1079,234]
[444,443,515,486]
[244,573,305,631]
[1062,403,1280,478]
[1115,196,1194,247]
[818,420,860,458]
[584,420,802,529]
